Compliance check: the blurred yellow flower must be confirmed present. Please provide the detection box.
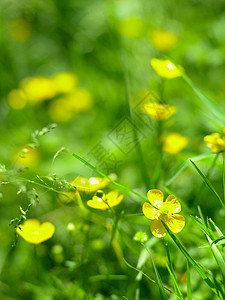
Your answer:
[204,132,225,153]
[118,16,144,38]
[150,58,182,79]
[150,29,178,51]
[17,219,55,244]
[10,18,32,42]
[162,133,189,154]
[21,76,57,103]
[87,190,123,210]
[142,102,177,120]
[143,189,185,238]
[14,146,40,167]
[8,89,27,110]
[52,72,79,93]
[71,176,110,193]
[48,88,92,122]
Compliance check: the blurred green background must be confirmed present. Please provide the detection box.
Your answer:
[1,0,225,299]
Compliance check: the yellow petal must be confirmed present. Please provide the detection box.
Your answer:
[165,214,185,233]
[142,202,161,220]
[150,219,167,238]
[71,176,110,193]
[147,189,164,208]
[16,219,55,244]
[142,102,177,120]
[164,195,181,213]
[204,133,225,152]
[150,29,178,51]
[162,133,189,154]
[150,58,182,79]
[87,196,108,210]
[107,190,123,208]
[39,222,55,243]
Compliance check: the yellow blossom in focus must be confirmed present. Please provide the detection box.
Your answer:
[52,72,79,93]
[204,131,225,153]
[150,29,178,51]
[16,219,55,244]
[142,102,177,120]
[21,76,57,103]
[8,89,27,110]
[143,189,185,238]
[162,133,189,154]
[118,17,144,38]
[87,190,123,210]
[71,176,110,193]
[14,146,40,167]
[10,19,32,42]
[150,58,182,79]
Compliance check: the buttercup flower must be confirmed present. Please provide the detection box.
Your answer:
[21,76,57,103]
[150,58,182,79]
[71,176,111,193]
[142,189,185,238]
[52,72,79,93]
[142,102,177,120]
[150,29,178,51]
[204,130,225,153]
[16,219,55,244]
[162,133,189,154]
[87,190,123,210]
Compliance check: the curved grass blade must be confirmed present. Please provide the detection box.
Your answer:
[165,153,214,187]
[190,160,225,208]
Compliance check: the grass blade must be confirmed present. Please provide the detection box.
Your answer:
[149,252,168,300]
[181,72,225,124]
[165,261,183,299]
[186,261,192,300]
[190,160,225,208]
[162,222,218,296]
[165,153,214,187]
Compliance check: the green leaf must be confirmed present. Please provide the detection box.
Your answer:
[190,160,225,208]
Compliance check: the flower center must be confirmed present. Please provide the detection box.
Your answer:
[161,207,169,214]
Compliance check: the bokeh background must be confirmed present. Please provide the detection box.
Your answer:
[1,0,225,299]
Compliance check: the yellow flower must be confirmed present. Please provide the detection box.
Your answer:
[150,58,182,79]
[142,189,185,238]
[10,18,32,42]
[16,219,55,244]
[14,146,40,167]
[87,190,123,210]
[142,102,177,120]
[8,89,27,110]
[150,29,178,51]
[162,133,189,154]
[204,132,225,153]
[52,72,79,94]
[21,76,57,103]
[118,16,144,38]
[71,176,110,193]
[48,88,92,122]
